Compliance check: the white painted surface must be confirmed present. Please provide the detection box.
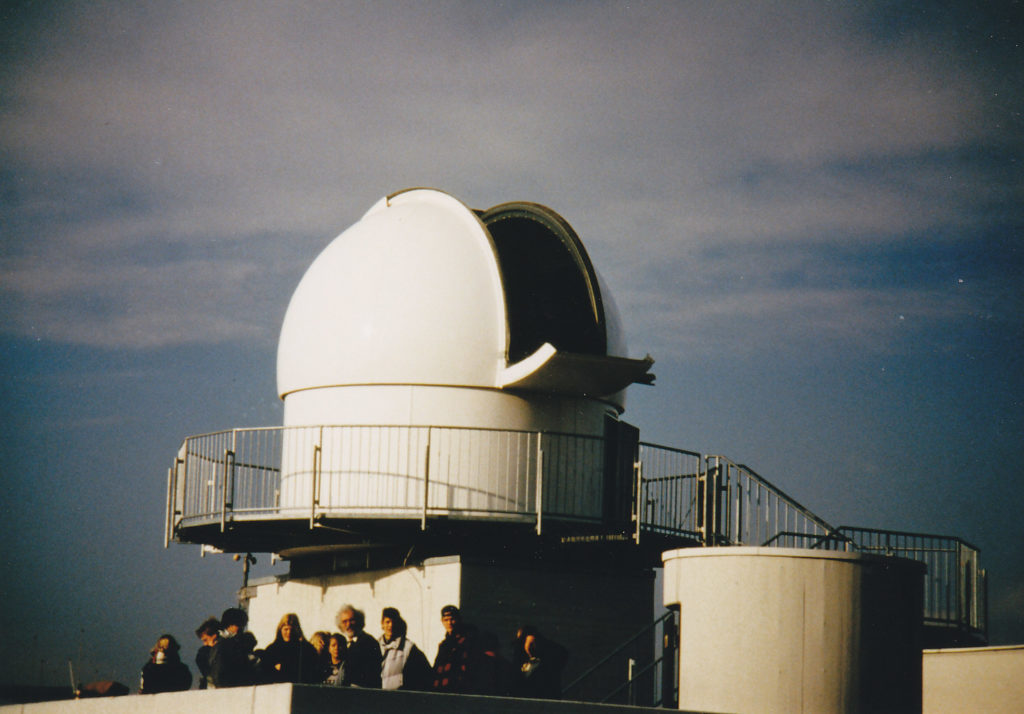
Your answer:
[277,189,506,398]
[2,684,293,714]
[663,547,923,714]
[280,384,611,432]
[277,188,637,403]
[1,683,678,713]
[247,558,462,654]
[245,557,656,691]
[274,188,630,516]
[276,420,606,519]
[922,645,1024,713]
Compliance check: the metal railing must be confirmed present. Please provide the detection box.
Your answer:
[634,443,702,542]
[167,425,986,645]
[635,446,847,550]
[169,425,608,538]
[170,428,847,552]
[837,526,987,639]
[561,609,676,706]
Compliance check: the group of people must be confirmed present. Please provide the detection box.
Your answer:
[138,604,566,700]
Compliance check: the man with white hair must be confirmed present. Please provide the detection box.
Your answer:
[332,605,382,688]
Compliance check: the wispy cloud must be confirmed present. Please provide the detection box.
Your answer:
[1,1,1019,356]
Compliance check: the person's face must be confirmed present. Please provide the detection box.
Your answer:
[339,610,358,637]
[225,623,240,635]
[441,613,459,634]
[381,617,394,640]
[156,638,170,653]
[281,624,293,642]
[328,638,341,662]
[200,632,217,647]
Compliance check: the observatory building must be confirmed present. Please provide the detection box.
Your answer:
[166,188,991,712]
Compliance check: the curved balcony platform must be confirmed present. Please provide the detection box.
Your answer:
[166,424,987,645]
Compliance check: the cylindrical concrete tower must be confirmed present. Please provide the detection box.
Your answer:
[662,547,924,714]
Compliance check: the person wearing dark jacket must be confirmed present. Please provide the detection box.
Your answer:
[209,607,260,688]
[512,624,568,699]
[260,613,320,683]
[194,617,220,689]
[139,634,192,694]
[431,605,483,693]
[322,633,345,685]
[331,605,382,688]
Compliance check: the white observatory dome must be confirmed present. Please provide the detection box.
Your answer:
[277,188,652,417]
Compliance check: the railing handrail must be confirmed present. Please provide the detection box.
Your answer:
[712,455,840,536]
[561,609,675,697]
[838,524,981,553]
[761,530,857,550]
[182,423,611,443]
[637,440,701,459]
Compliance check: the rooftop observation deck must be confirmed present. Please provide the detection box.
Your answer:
[167,424,987,648]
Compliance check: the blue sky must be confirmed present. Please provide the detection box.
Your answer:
[1,0,1022,688]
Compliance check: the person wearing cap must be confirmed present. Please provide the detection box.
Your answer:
[431,605,482,693]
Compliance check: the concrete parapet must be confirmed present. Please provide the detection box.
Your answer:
[0,683,690,714]
[922,644,1024,713]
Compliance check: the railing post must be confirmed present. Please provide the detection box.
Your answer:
[174,455,185,526]
[422,429,431,531]
[633,458,643,544]
[310,427,322,529]
[982,567,989,640]
[955,540,964,628]
[661,610,678,709]
[221,448,234,533]
[698,457,710,546]
[723,464,731,544]
[164,465,174,549]
[535,434,544,536]
[735,474,744,545]
[166,453,184,545]
[626,658,636,705]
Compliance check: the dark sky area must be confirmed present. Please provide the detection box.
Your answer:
[1,0,1022,688]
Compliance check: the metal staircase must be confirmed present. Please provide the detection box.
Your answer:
[634,442,987,648]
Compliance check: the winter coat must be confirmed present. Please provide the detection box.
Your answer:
[379,635,432,691]
[330,633,382,688]
[139,657,192,694]
[260,638,320,684]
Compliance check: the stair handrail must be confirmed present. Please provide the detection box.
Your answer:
[761,529,858,550]
[561,609,675,699]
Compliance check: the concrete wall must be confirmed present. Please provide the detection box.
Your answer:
[0,683,690,714]
[458,560,655,691]
[246,557,462,652]
[922,645,1024,714]
[245,556,655,698]
[0,685,293,714]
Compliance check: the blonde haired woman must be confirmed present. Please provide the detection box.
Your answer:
[260,613,319,683]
